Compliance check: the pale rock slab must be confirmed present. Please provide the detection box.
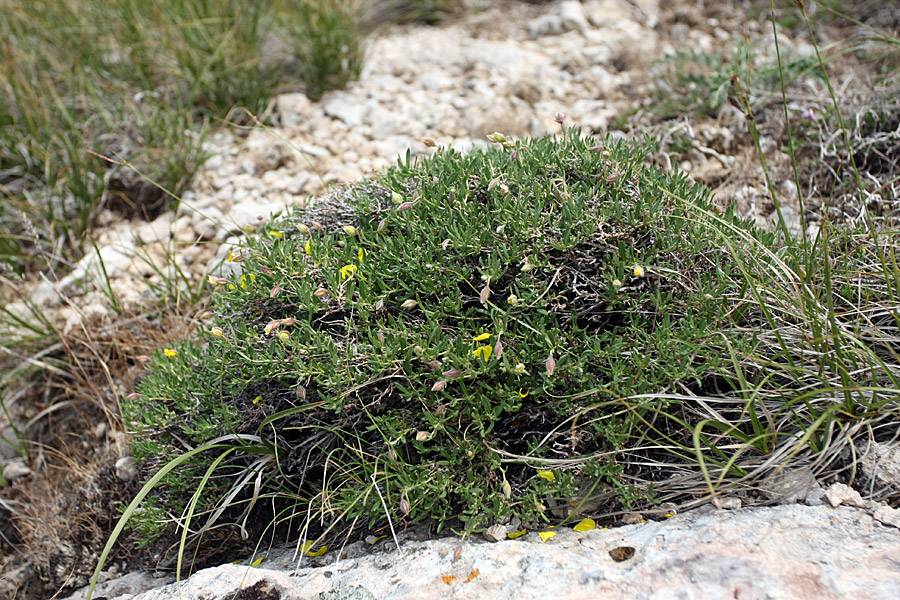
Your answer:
[78,505,900,600]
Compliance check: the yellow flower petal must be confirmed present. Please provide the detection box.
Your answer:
[358,249,366,262]
[250,556,266,567]
[472,345,493,362]
[633,265,644,277]
[573,518,596,532]
[306,545,328,557]
[518,388,529,398]
[163,348,178,357]
[507,530,527,539]
[538,531,556,543]
[304,240,313,255]
[538,470,555,482]
[473,333,491,342]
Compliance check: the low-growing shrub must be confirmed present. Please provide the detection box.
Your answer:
[122,127,780,557]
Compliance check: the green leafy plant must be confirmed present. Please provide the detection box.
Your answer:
[113,126,850,577]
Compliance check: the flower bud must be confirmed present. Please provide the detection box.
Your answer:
[296,223,310,234]
[401,299,417,309]
[277,331,290,342]
[210,327,225,338]
[343,225,358,236]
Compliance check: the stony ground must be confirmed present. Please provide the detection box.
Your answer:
[1,0,898,597]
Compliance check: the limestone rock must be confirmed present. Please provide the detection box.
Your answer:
[71,505,900,600]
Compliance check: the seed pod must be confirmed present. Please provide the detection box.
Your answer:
[480,284,491,304]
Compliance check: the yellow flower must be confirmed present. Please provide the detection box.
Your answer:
[339,264,358,280]
[358,249,366,262]
[269,230,284,238]
[210,327,225,338]
[538,531,556,543]
[633,265,645,277]
[573,518,596,532]
[473,332,491,342]
[250,556,266,567]
[538,470,555,482]
[514,363,527,374]
[518,388,529,398]
[304,240,313,255]
[473,345,492,362]
[163,348,178,357]
[277,331,290,342]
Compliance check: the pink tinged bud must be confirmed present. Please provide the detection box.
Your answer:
[429,359,442,369]
[314,288,328,297]
[546,353,556,377]
[261,266,272,275]
[270,285,281,298]
[415,431,431,442]
[231,252,244,262]
[136,355,151,363]
[607,172,621,182]
[589,144,603,151]
[396,201,415,211]
[265,320,281,335]
[443,368,462,379]
[453,544,463,562]
[493,340,503,359]
[126,392,142,400]
[431,381,447,392]
[375,299,384,311]
[441,239,451,250]
[399,497,411,516]
[480,284,491,304]
[510,149,519,160]
[280,318,295,326]
[488,178,499,191]
[377,332,385,344]
[555,112,565,124]
[312,221,324,230]
[295,386,306,401]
